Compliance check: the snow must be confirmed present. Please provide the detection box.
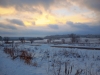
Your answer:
[0,42,100,75]
[34,39,48,43]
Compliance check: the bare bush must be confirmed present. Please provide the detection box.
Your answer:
[34,46,38,50]
[20,50,33,65]
[4,47,34,65]
[59,50,81,58]
[65,61,73,75]
[32,61,38,67]
[4,48,19,60]
[4,48,14,57]
[75,69,83,75]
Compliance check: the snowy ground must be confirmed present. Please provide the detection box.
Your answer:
[0,43,100,75]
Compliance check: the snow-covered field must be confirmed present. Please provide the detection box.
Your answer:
[0,42,100,75]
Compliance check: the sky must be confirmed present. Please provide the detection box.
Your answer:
[0,0,100,37]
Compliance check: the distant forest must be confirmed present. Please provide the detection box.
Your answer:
[44,34,100,39]
[0,34,100,41]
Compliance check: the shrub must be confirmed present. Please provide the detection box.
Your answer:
[20,50,33,65]
[32,61,38,67]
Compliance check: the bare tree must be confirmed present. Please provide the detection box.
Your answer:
[12,40,14,47]
[19,37,25,43]
[85,39,89,43]
[69,34,79,43]
[99,38,100,44]
[47,39,51,43]
[69,34,76,43]
[0,36,2,45]
[0,36,2,40]
[62,39,65,44]
[3,37,9,43]
[29,38,34,44]
[76,36,81,43]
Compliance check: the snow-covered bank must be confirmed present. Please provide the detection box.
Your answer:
[0,43,100,75]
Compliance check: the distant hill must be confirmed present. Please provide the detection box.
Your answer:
[1,37,43,41]
[44,34,100,39]
[1,34,100,41]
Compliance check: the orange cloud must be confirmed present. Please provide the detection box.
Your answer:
[0,7,16,15]
[0,3,95,27]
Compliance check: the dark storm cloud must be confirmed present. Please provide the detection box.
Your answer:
[48,24,59,29]
[0,23,17,30]
[67,21,100,34]
[67,21,91,29]
[7,19,24,26]
[0,0,71,12]
[0,22,100,37]
[0,30,16,35]
[0,0,55,9]
[71,0,100,12]
[0,0,100,12]
[0,29,59,37]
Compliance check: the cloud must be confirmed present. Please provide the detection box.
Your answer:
[0,0,72,12]
[70,0,100,22]
[66,21,100,34]
[0,28,59,37]
[7,19,24,26]
[0,23,17,30]
[0,0,55,9]
[48,24,59,29]
[0,30,16,36]
[0,0,100,13]
[67,21,90,29]
[71,0,100,12]
[0,0,100,36]
[0,21,100,37]
[32,22,35,25]
[0,7,16,15]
